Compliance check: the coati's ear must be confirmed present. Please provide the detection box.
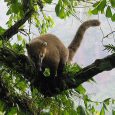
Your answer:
[26,43,30,49]
[42,41,47,47]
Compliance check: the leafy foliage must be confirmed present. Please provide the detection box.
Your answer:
[0,62,115,114]
[55,0,77,19]
[104,44,115,53]
[0,0,115,114]
[91,0,115,21]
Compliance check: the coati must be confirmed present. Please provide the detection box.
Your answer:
[26,20,100,76]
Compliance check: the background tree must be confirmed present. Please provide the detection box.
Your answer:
[0,0,115,114]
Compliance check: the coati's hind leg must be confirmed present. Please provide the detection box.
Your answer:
[57,62,65,77]
[50,68,57,77]
[57,50,69,77]
[50,63,59,77]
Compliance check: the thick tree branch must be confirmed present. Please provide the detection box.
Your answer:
[0,47,34,80]
[69,54,115,86]
[0,9,34,40]
[0,47,115,97]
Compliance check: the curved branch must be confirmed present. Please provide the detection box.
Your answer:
[0,9,34,40]
[0,47,115,96]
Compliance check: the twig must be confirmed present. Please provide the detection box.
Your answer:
[103,31,115,39]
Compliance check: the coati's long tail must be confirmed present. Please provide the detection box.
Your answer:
[68,19,100,62]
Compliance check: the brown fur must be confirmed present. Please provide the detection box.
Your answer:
[26,20,100,76]
[68,19,100,62]
[26,34,69,76]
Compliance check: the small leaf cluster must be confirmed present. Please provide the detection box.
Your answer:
[55,0,77,19]
[3,0,55,35]
[0,67,29,95]
[33,13,55,34]
[5,0,25,28]
[63,63,81,76]
[104,44,115,53]
[91,0,115,21]
[0,67,31,114]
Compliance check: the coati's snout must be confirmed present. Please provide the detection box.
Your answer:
[37,51,45,71]
[26,41,47,72]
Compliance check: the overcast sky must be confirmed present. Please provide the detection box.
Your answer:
[0,1,115,101]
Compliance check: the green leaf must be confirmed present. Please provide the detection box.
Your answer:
[11,3,19,14]
[104,44,115,53]
[12,43,24,53]
[110,0,115,8]
[77,105,86,115]
[93,1,100,7]
[44,0,53,4]
[59,7,66,19]
[6,15,13,27]
[43,68,50,77]
[91,8,98,15]
[69,109,78,115]
[7,107,17,115]
[111,13,115,21]
[76,85,86,94]
[88,78,96,83]
[112,110,115,115]
[97,0,106,11]
[0,101,5,112]
[55,3,61,17]
[0,26,6,35]
[100,106,105,115]
[112,99,115,104]
[103,98,110,105]
[61,110,69,115]
[103,103,108,111]
[62,0,71,6]
[17,34,23,41]
[106,6,112,18]
[91,106,95,114]
[55,1,67,19]
[17,81,27,91]
[6,9,12,15]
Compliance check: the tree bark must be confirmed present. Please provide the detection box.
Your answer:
[0,47,115,97]
[0,9,34,40]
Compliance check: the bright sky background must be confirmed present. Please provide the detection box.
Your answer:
[0,1,115,102]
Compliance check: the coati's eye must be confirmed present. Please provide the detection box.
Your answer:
[42,41,47,47]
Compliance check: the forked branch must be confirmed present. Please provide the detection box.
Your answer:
[0,47,115,96]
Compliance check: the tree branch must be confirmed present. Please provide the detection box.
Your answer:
[0,47,115,97]
[103,31,115,38]
[0,47,34,80]
[0,9,34,40]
